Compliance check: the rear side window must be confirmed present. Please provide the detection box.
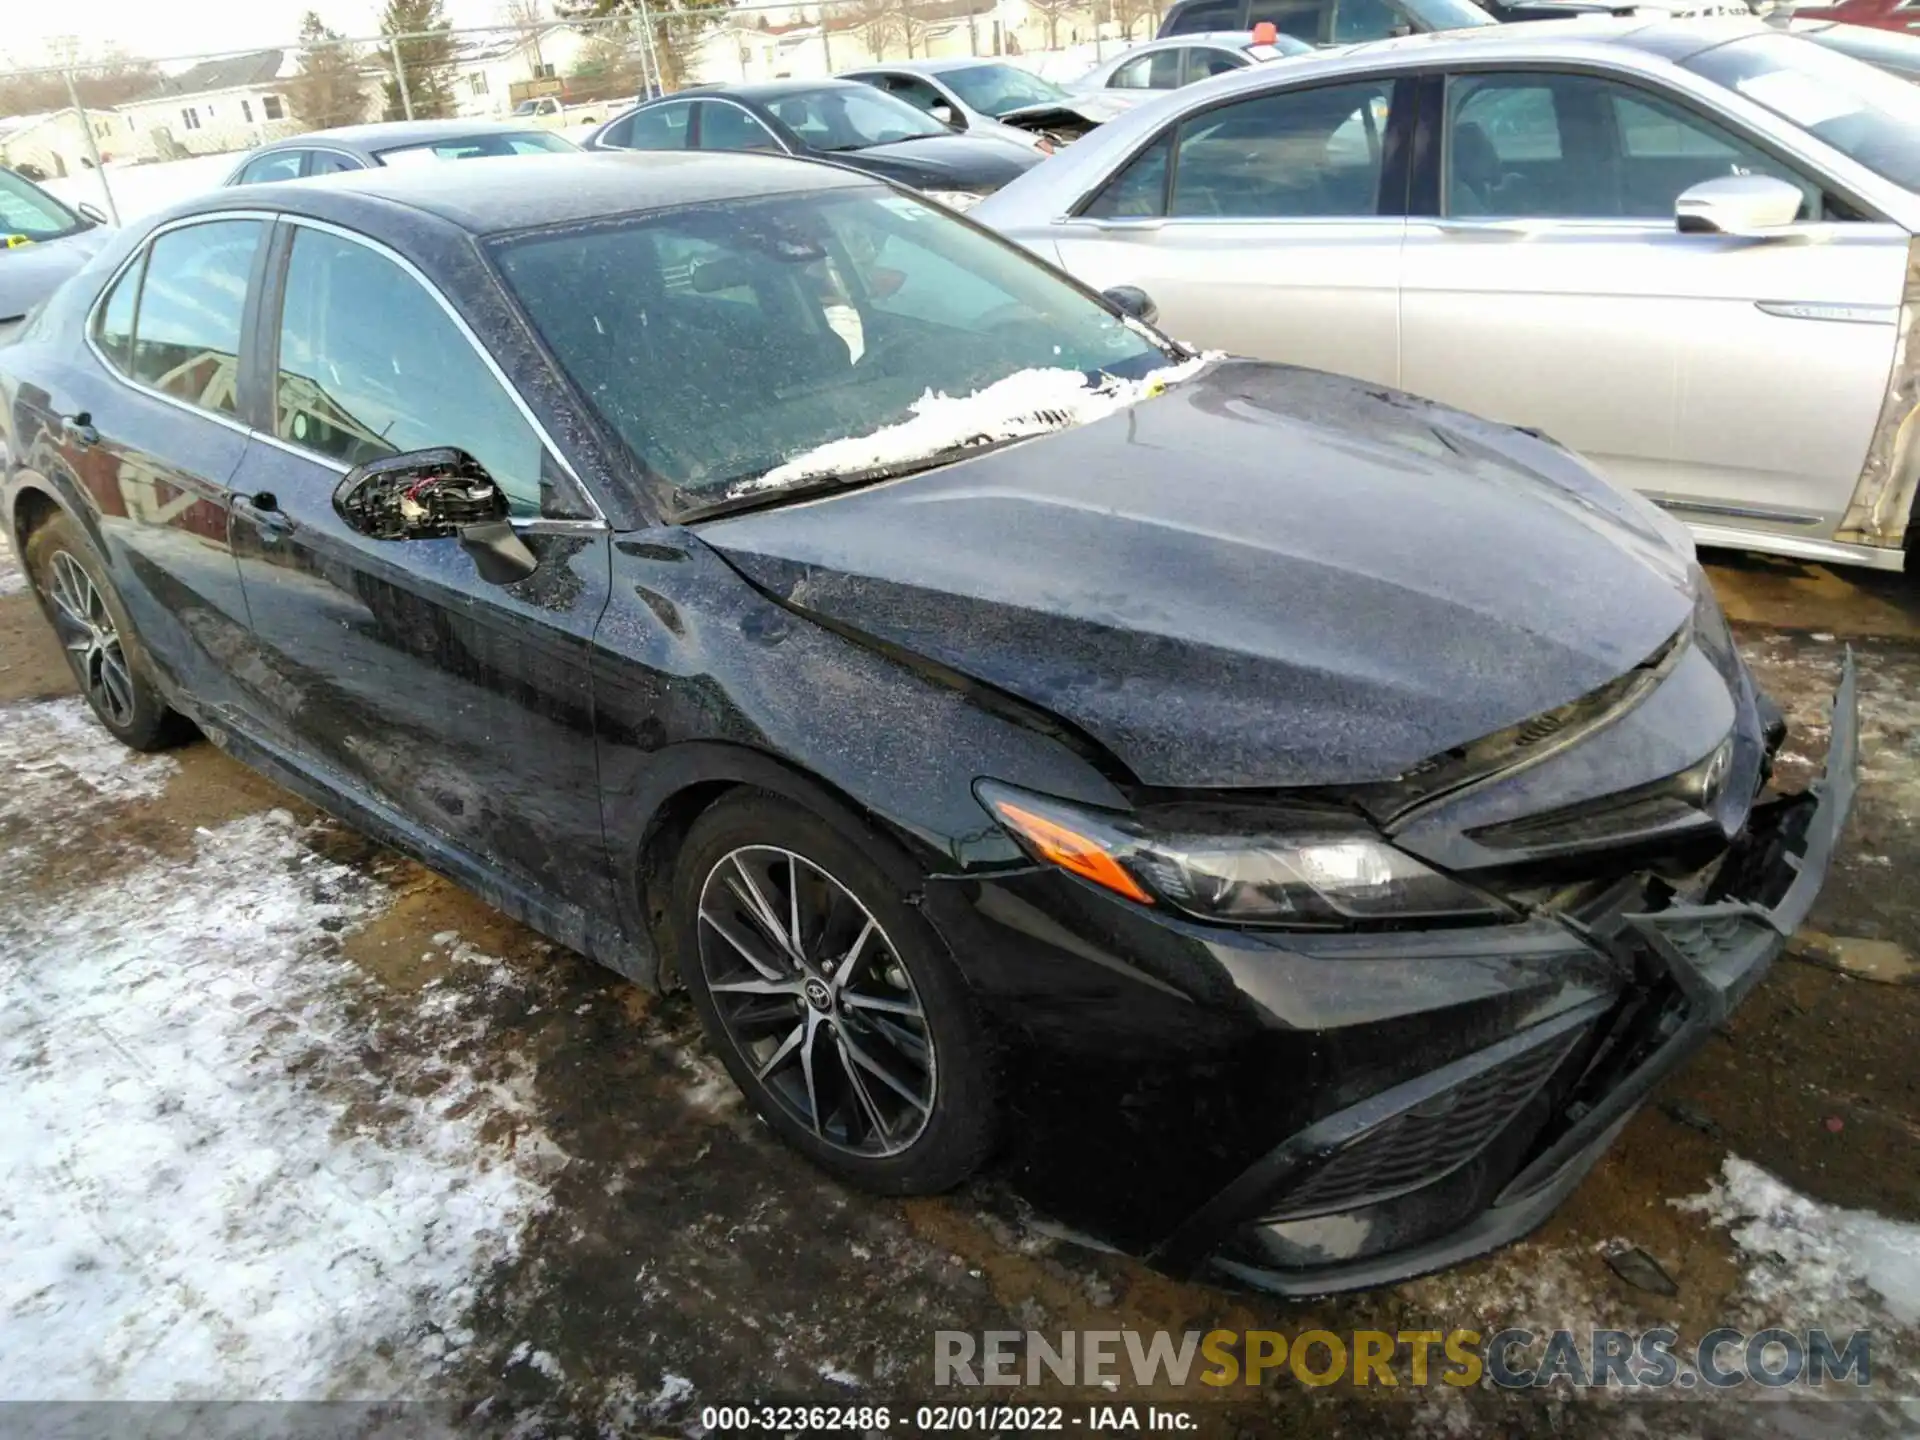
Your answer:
[273,227,546,513]
[124,219,263,417]
[93,250,145,372]
[236,150,305,185]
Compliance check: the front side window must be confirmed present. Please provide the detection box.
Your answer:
[695,102,784,152]
[1083,133,1173,217]
[1188,48,1250,82]
[763,87,947,150]
[876,75,951,118]
[1443,71,1818,220]
[1111,50,1184,91]
[126,219,263,417]
[0,168,86,242]
[613,103,692,150]
[1685,32,1920,195]
[1169,80,1395,218]
[237,150,306,185]
[274,227,545,513]
[490,188,1168,512]
[307,151,364,176]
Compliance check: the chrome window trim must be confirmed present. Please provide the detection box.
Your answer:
[273,213,607,527]
[82,209,276,443]
[226,143,369,186]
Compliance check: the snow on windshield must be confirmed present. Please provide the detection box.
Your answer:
[729,353,1213,497]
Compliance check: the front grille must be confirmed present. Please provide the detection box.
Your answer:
[1261,1030,1580,1223]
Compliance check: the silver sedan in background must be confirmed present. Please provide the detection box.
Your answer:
[1069,31,1316,110]
[975,20,1920,572]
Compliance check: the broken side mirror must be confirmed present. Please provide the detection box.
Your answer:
[333,446,538,585]
[1102,284,1159,325]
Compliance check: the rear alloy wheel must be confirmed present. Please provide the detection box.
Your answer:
[675,794,996,1193]
[25,512,188,751]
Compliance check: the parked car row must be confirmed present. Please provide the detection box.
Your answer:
[0,13,1891,1298]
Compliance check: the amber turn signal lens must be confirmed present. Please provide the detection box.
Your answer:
[989,800,1154,905]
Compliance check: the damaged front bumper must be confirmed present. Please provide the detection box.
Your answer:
[1160,654,1860,1295]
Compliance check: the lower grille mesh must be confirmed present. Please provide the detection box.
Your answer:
[1263,1030,1580,1223]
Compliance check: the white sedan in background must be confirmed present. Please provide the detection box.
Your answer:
[976,19,1920,572]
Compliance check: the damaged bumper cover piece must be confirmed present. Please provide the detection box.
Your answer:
[1162,655,1859,1296]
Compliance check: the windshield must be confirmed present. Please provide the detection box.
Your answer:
[490,188,1174,515]
[938,63,1072,116]
[1687,34,1920,194]
[375,130,578,164]
[1400,0,1498,28]
[764,87,948,150]
[0,168,86,245]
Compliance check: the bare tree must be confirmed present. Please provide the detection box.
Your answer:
[1109,0,1156,39]
[500,0,548,76]
[848,0,907,60]
[1025,0,1081,50]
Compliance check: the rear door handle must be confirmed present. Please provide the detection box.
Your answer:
[234,491,295,539]
[60,411,99,448]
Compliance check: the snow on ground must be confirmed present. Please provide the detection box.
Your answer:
[0,538,24,598]
[1677,1156,1920,1335]
[0,698,561,1399]
[43,154,238,225]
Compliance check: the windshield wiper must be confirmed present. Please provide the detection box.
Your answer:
[678,436,1028,525]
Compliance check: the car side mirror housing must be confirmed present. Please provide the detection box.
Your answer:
[1676,174,1805,239]
[76,201,109,226]
[333,447,537,584]
[1102,284,1159,325]
[931,102,960,127]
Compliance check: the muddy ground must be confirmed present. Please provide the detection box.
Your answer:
[2,544,1917,1438]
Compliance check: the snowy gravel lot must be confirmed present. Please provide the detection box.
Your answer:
[0,544,1917,1436]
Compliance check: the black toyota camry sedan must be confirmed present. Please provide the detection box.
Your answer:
[0,152,1855,1295]
[583,80,1039,210]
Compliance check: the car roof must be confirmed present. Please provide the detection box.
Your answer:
[1108,31,1266,51]
[257,118,563,152]
[177,151,875,236]
[1187,14,1779,71]
[661,78,874,103]
[843,56,1042,74]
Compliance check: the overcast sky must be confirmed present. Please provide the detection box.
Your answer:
[4,0,521,70]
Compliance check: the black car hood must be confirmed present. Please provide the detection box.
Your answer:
[0,226,110,323]
[698,360,1697,790]
[826,134,1039,190]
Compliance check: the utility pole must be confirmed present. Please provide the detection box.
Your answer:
[389,36,415,120]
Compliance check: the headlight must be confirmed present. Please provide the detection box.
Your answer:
[976,782,1504,927]
[922,189,986,212]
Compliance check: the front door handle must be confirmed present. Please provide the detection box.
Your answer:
[60,411,99,448]
[234,491,294,540]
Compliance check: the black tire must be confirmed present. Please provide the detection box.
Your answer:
[671,790,998,1195]
[24,511,190,752]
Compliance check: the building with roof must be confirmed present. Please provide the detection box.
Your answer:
[451,26,592,118]
[117,49,315,159]
[0,107,136,179]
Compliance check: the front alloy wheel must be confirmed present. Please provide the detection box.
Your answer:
[674,793,996,1194]
[698,845,936,1157]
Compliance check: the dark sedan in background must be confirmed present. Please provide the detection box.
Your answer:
[583,80,1039,209]
[222,118,578,186]
[0,151,1854,1296]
